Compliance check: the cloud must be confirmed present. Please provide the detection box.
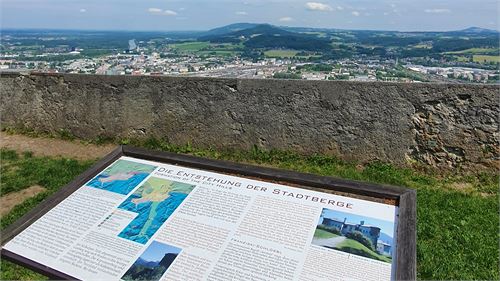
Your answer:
[279,17,293,22]
[236,11,248,15]
[148,8,177,16]
[305,2,333,12]
[351,11,360,16]
[163,10,177,16]
[337,6,344,11]
[148,8,162,13]
[424,8,451,14]
[79,8,86,13]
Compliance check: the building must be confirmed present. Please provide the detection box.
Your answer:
[322,217,382,251]
[128,39,138,52]
[377,240,392,257]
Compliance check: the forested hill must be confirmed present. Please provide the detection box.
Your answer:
[199,24,333,51]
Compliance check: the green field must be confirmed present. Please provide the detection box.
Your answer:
[169,41,211,52]
[313,229,339,239]
[300,31,327,38]
[0,135,499,280]
[336,238,392,263]
[445,48,500,55]
[215,43,245,50]
[455,56,470,62]
[198,50,239,56]
[413,44,432,49]
[264,49,300,58]
[473,55,500,63]
[170,42,244,57]
[169,42,243,56]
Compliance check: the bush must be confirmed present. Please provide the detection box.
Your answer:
[273,72,302,79]
[317,224,341,235]
[345,231,374,251]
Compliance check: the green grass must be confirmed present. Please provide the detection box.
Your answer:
[0,149,95,280]
[169,42,243,56]
[313,229,339,239]
[0,150,93,196]
[264,49,300,58]
[412,44,432,49]
[0,139,498,280]
[455,56,470,62]
[211,43,245,51]
[335,238,392,263]
[473,55,500,63]
[445,48,500,55]
[198,50,239,56]
[169,41,211,52]
[300,31,327,38]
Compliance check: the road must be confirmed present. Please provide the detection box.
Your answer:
[312,236,346,248]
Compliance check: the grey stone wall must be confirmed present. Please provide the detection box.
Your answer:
[1,72,498,172]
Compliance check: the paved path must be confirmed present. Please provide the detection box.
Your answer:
[0,132,116,160]
[313,236,346,248]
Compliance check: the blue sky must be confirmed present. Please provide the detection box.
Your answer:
[320,208,395,236]
[139,241,181,262]
[0,0,498,31]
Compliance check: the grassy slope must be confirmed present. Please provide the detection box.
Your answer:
[335,238,392,263]
[0,140,498,280]
[313,229,339,239]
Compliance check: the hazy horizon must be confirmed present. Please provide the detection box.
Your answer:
[1,0,498,32]
[0,22,498,33]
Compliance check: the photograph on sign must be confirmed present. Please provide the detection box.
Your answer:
[2,155,400,281]
[313,208,394,263]
[121,240,181,281]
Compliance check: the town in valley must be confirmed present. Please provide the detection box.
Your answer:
[1,24,499,83]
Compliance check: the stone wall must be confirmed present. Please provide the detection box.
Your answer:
[1,72,498,172]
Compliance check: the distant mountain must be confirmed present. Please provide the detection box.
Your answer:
[228,24,295,37]
[134,258,159,268]
[282,26,342,33]
[199,24,332,51]
[379,232,393,245]
[124,255,177,281]
[203,23,260,37]
[455,27,499,34]
[199,24,292,41]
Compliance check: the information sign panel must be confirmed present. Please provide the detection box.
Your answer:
[1,146,416,280]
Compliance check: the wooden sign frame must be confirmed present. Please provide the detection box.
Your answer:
[1,145,416,280]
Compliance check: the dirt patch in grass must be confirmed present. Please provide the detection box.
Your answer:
[448,182,474,192]
[0,132,115,160]
[0,185,46,216]
[446,180,497,197]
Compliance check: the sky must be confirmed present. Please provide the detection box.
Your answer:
[139,241,181,262]
[0,0,498,32]
[320,208,395,236]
